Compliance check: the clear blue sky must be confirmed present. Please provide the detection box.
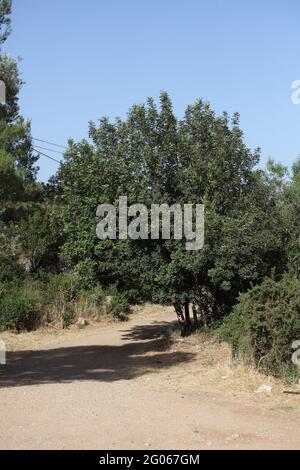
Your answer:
[5,0,300,181]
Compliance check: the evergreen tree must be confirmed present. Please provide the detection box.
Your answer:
[57,93,286,330]
[0,0,38,186]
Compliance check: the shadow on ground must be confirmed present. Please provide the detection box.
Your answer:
[0,319,194,388]
[120,320,177,341]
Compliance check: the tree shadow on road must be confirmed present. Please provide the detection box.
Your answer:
[0,319,194,388]
[120,320,176,341]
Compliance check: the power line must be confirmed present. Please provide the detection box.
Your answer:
[33,137,67,150]
[33,144,65,155]
[33,147,61,164]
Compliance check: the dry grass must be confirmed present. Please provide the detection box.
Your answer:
[0,303,171,353]
[169,330,279,393]
[1,297,117,353]
[131,317,300,409]
[145,327,300,410]
[0,317,111,353]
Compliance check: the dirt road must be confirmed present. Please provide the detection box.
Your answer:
[1,307,300,450]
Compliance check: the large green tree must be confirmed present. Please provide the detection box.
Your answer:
[56,93,286,330]
[0,0,38,191]
[281,158,300,275]
[0,0,11,47]
[0,0,40,260]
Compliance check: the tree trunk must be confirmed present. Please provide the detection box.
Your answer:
[184,302,191,327]
[174,303,185,331]
[192,304,199,329]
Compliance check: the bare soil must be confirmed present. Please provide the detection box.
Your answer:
[1,305,300,450]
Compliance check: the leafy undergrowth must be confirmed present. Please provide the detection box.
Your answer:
[0,268,132,332]
[218,275,300,382]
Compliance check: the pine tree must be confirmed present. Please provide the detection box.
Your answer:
[0,0,38,184]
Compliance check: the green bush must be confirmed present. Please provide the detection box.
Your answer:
[108,293,131,321]
[0,267,132,330]
[46,273,81,303]
[74,259,98,290]
[0,283,41,331]
[60,304,75,329]
[81,285,106,307]
[219,275,300,378]
[0,254,25,283]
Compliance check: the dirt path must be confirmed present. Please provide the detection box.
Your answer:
[1,307,300,450]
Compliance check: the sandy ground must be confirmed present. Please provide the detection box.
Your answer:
[1,305,300,450]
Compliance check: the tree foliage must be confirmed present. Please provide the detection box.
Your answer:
[0,0,11,47]
[1,1,300,380]
[219,275,300,378]
[56,93,289,332]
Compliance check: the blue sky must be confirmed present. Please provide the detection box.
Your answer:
[5,0,300,181]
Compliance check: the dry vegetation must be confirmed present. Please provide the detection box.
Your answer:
[0,300,114,352]
[132,308,300,410]
[2,303,300,412]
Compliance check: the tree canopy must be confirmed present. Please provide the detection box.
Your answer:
[55,93,290,330]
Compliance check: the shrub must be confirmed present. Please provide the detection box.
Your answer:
[0,283,41,331]
[60,303,75,329]
[0,281,5,298]
[79,285,132,320]
[108,293,131,321]
[79,285,106,307]
[43,274,82,327]
[47,273,81,303]
[0,254,25,283]
[74,259,98,290]
[17,207,63,272]
[219,275,300,377]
